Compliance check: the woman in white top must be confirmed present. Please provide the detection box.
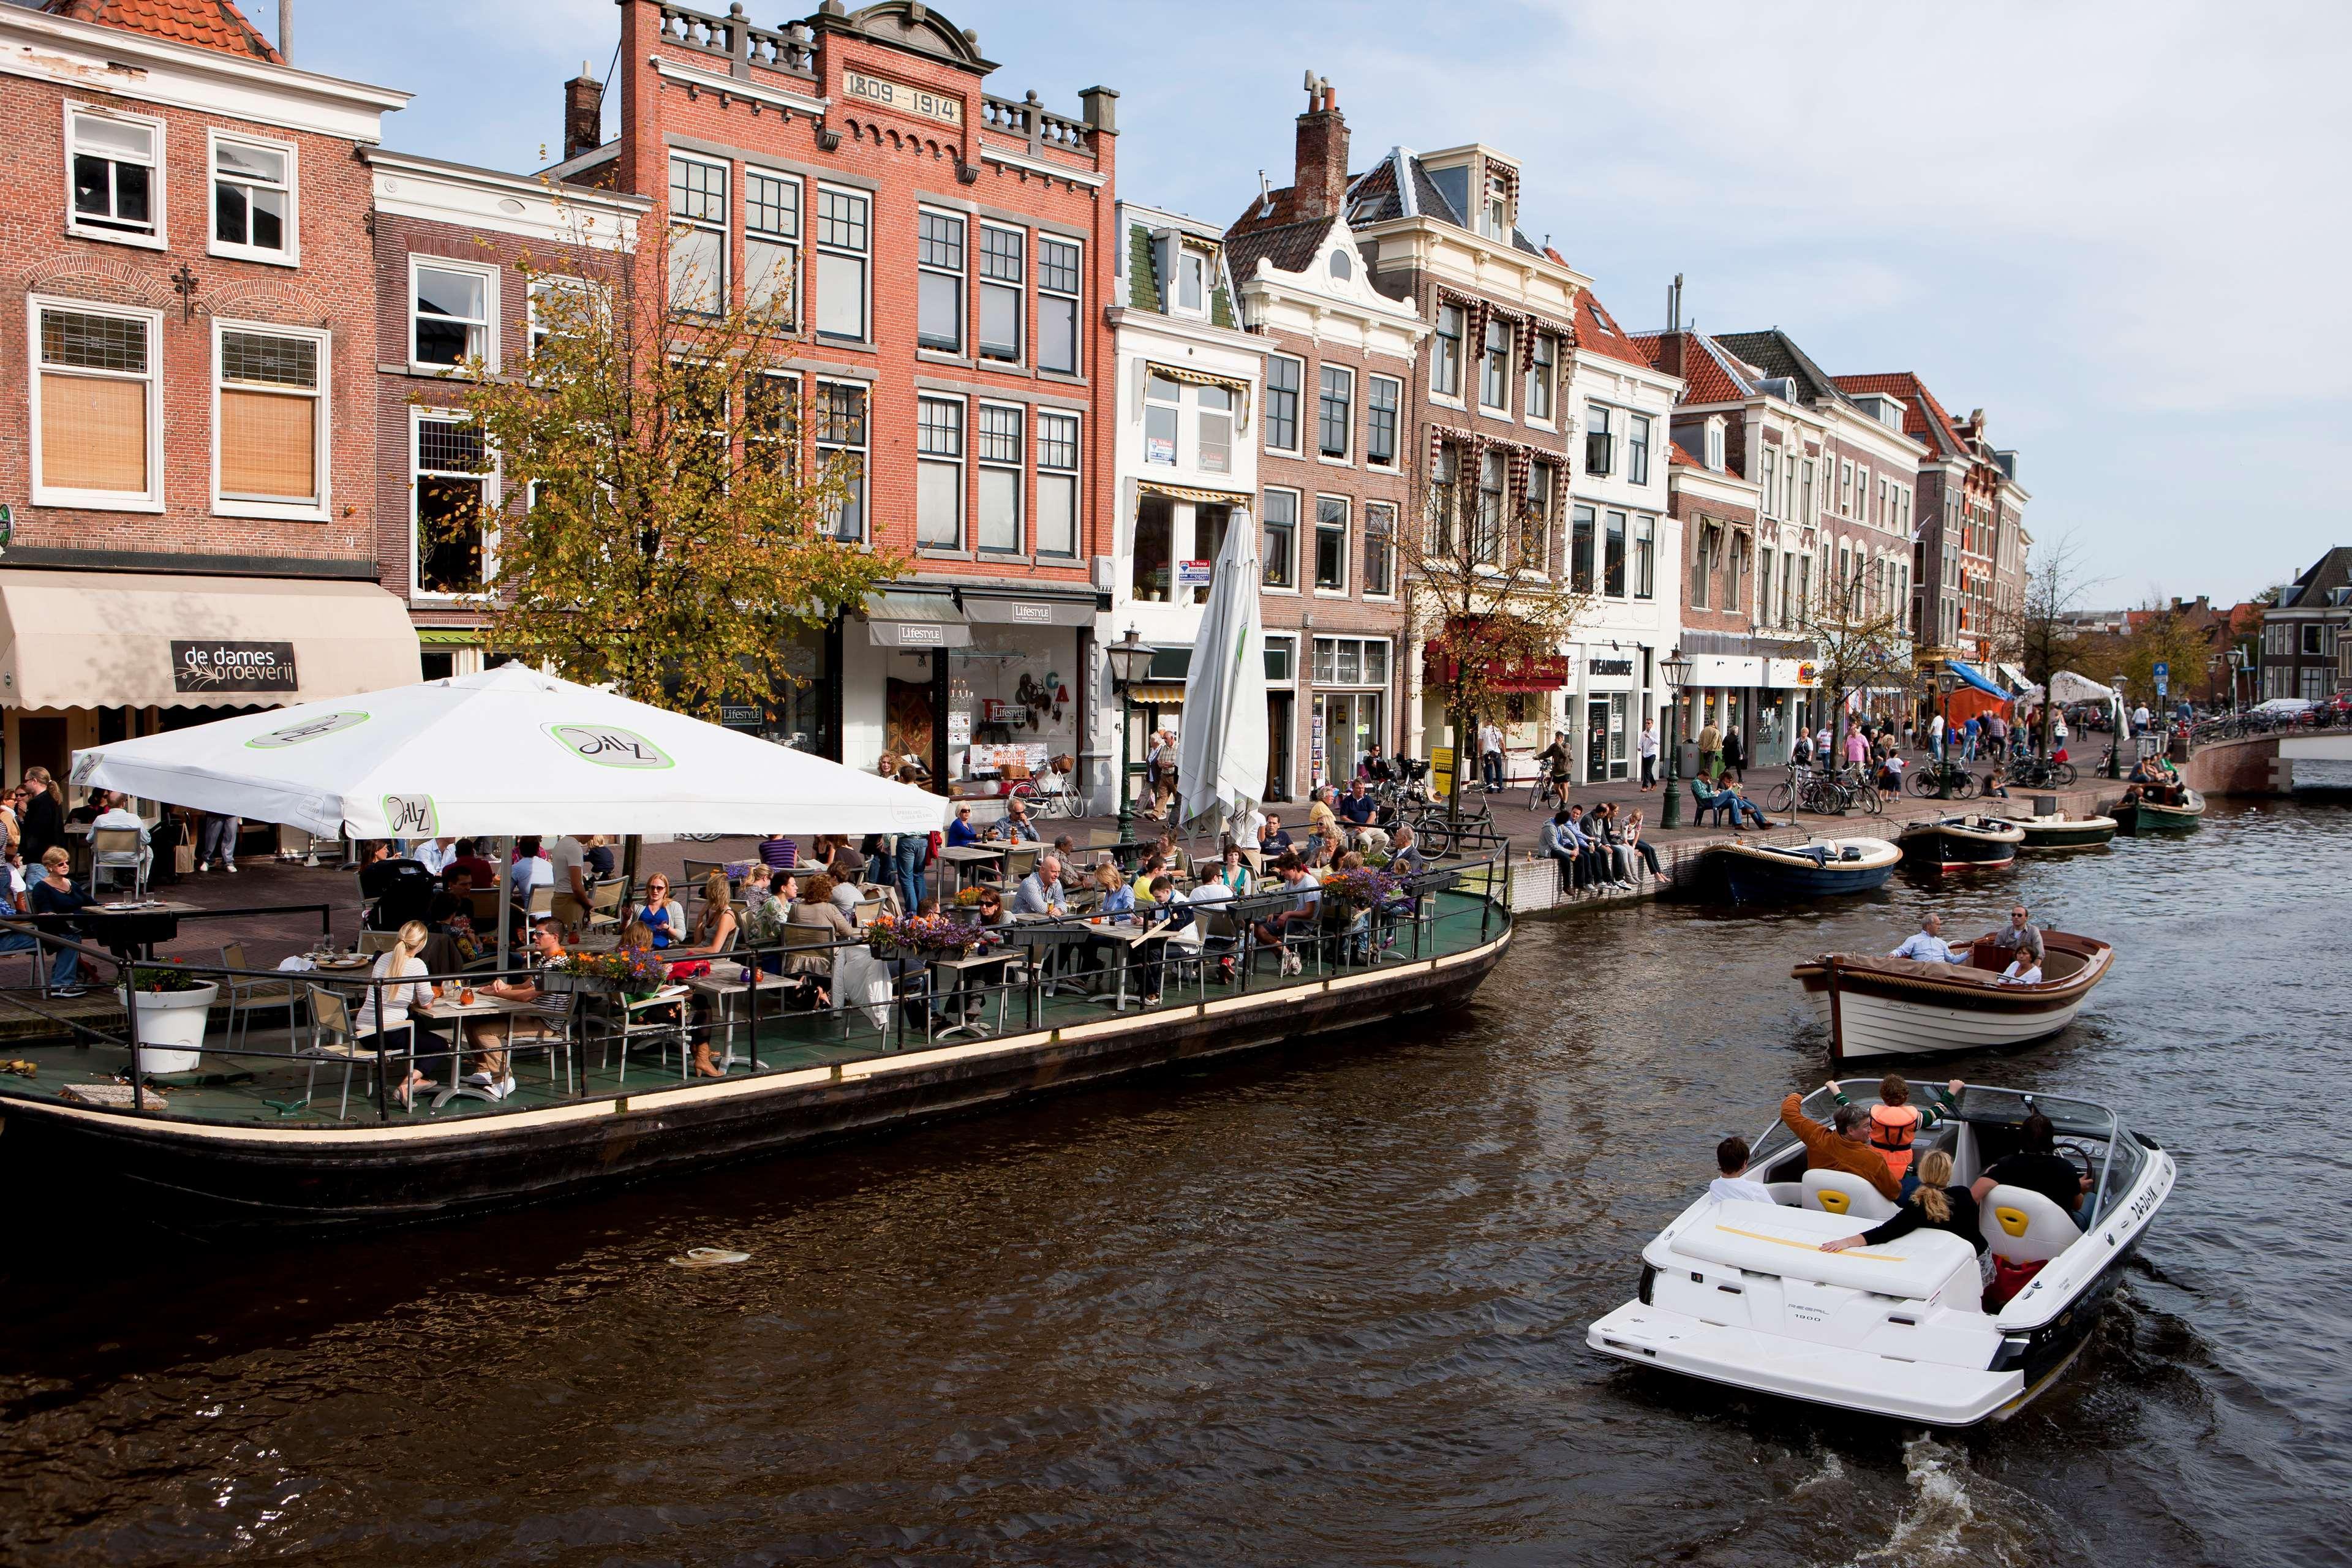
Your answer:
[353,919,444,1108]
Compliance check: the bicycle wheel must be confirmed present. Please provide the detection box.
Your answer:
[2051,763,2077,786]
[1856,785,1883,816]
[1763,781,1795,813]
[1909,770,1942,798]
[1415,816,1454,857]
[1951,772,1979,801]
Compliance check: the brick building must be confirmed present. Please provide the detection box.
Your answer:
[2260,546,2352,701]
[0,0,418,782]
[558,0,1119,788]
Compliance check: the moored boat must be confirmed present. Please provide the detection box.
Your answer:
[1898,814,2024,871]
[1790,930,2113,1063]
[1588,1079,2174,1427]
[2113,788,2204,834]
[2011,811,2118,850]
[1708,836,1899,904]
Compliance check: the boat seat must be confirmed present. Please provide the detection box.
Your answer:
[1765,1181,1806,1207]
[1980,1184,2081,1264]
[1800,1168,1898,1221]
[1674,1200,1973,1300]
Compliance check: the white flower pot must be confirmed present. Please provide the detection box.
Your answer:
[128,982,217,1076]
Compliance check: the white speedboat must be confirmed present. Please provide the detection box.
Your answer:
[1790,931,2114,1063]
[1588,1080,2174,1427]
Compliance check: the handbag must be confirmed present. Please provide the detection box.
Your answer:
[663,958,712,981]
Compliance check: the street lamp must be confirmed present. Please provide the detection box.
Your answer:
[1935,668,1960,799]
[1104,625,1154,843]
[1660,648,1692,829]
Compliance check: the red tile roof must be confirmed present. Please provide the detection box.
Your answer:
[1668,440,1701,467]
[42,0,283,63]
[1630,330,1752,405]
[1832,371,1967,461]
[1574,289,1651,369]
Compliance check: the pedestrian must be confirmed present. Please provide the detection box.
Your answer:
[1843,725,1869,770]
[1928,711,1946,761]
[1477,717,1504,793]
[17,769,63,867]
[1791,729,1815,769]
[1721,726,1745,783]
[1696,716,1722,783]
[1637,718,1659,790]
[197,810,240,873]
[892,828,929,917]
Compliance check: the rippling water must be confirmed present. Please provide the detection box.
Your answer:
[3,802,2347,1567]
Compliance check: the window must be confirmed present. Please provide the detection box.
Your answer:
[745,168,799,326]
[1365,375,1400,469]
[210,133,294,262]
[1433,303,1464,397]
[918,209,965,353]
[414,414,489,595]
[1483,169,1513,237]
[1691,522,1716,611]
[1191,505,1233,605]
[1633,514,1654,600]
[1265,355,1303,453]
[214,324,325,514]
[1585,404,1613,477]
[1318,364,1353,460]
[1132,494,1174,601]
[815,380,867,541]
[668,155,726,315]
[413,259,494,370]
[1036,411,1079,557]
[1315,496,1349,592]
[1480,316,1512,410]
[1428,445,1459,552]
[1781,551,1798,628]
[1570,503,1596,593]
[1476,450,1506,565]
[2302,622,2324,656]
[1604,510,1627,597]
[1796,554,1811,622]
[975,402,1022,554]
[1365,503,1395,597]
[1313,636,1390,687]
[1841,461,1855,515]
[1262,488,1298,589]
[1519,462,1553,571]
[67,107,160,244]
[745,371,798,477]
[1760,447,1778,518]
[978,225,1022,361]
[1144,373,1180,466]
[1859,469,1873,522]
[1758,545,1776,624]
[916,396,963,547]
[1038,237,1080,374]
[1733,531,1751,613]
[815,187,869,342]
[1526,332,1556,421]
[528,276,595,360]
[1176,247,1208,315]
[1705,420,1724,472]
[30,300,160,507]
[1198,384,1233,474]
[1629,415,1651,486]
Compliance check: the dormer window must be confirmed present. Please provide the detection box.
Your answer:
[1704,417,1726,472]
[1482,172,1511,239]
[1176,248,1208,315]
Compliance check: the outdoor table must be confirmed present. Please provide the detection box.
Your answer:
[568,934,621,954]
[1006,914,1092,999]
[925,946,1025,1041]
[935,845,1004,899]
[686,966,801,1069]
[1084,921,1174,1011]
[64,899,197,960]
[411,990,531,1109]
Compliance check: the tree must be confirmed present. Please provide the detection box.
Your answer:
[1401,443,1596,824]
[2112,601,2211,720]
[434,218,901,718]
[1792,565,1911,752]
[1989,532,2103,753]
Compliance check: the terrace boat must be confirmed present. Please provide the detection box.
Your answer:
[1707,836,1899,905]
[2112,788,2204,834]
[1897,814,2023,872]
[2010,811,2117,850]
[1790,931,2113,1063]
[1588,1079,2174,1427]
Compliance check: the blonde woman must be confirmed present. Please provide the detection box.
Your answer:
[352,919,444,1109]
[1820,1148,1992,1287]
[681,869,737,955]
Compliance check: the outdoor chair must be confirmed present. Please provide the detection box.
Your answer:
[219,941,296,1052]
[90,827,148,900]
[524,884,555,919]
[606,986,691,1085]
[502,989,578,1092]
[582,876,627,933]
[298,984,382,1120]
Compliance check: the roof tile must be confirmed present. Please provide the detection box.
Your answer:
[43,0,283,62]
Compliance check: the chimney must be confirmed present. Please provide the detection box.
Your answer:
[564,62,604,161]
[1656,275,1686,378]
[1291,71,1349,222]
[277,0,291,62]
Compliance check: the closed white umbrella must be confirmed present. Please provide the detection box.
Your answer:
[1175,513,1268,835]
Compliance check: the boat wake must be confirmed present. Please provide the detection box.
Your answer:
[1845,1437,2078,1568]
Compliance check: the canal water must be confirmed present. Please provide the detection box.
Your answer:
[2,802,2345,1567]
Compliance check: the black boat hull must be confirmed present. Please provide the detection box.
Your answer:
[1899,829,2019,872]
[1716,854,1895,904]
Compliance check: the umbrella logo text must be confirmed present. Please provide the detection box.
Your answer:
[246,712,369,750]
[382,794,437,836]
[548,724,674,769]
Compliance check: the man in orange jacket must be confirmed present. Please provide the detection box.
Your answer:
[1778,1092,1902,1202]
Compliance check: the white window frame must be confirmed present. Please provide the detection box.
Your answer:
[210,317,330,521]
[1197,382,1234,475]
[1431,303,1465,401]
[975,399,1024,555]
[27,295,165,512]
[1143,371,1182,468]
[1174,246,1210,318]
[64,102,165,250]
[1479,315,1512,413]
[409,405,499,601]
[206,127,299,266]
[527,275,599,363]
[1628,413,1651,486]
[1313,493,1351,595]
[1632,513,1656,600]
[916,205,966,355]
[1261,484,1302,594]
[1525,331,1556,423]
[1363,500,1398,600]
[1035,409,1080,558]
[814,184,871,344]
[1317,363,1354,464]
[1366,373,1402,471]
[1036,235,1081,375]
[1759,445,1778,519]
[915,393,965,549]
[409,254,499,374]
[1311,635,1392,690]
[1264,353,1305,456]
[744,165,801,329]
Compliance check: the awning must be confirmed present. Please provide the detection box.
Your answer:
[0,569,421,710]
[1146,363,1251,398]
[1996,662,2031,692]
[862,590,971,649]
[962,592,1096,629]
[1137,478,1254,508]
[1126,683,1188,705]
[1687,654,1765,687]
[1945,660,2011,701]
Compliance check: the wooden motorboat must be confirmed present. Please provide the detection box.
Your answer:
[1708,835,1899,905]
[2113,788,2204,834]
[2011,811,2118,850]
[1790,930,2114,1063]
[1897,814,2024,871]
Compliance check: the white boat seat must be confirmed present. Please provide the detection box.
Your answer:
[1673,1200,1973,1301]
[1800,1168,1898,1221]
[1980,1184,2081,1264]
[1766,1182,1806,1207]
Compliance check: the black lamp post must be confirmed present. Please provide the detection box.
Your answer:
[1104,626,1153,843]
[1935,668,1959,799]
[1660,649,1692,829]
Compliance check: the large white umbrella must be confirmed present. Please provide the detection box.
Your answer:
[72,664,948,842]
[1175,513,1268,835]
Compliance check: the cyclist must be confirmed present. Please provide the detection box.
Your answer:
[1536,731,1573,805]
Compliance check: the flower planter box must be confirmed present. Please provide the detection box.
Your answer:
[126,981,219,1076]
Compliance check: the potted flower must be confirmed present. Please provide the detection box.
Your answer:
[123,962,219,1076]
[867,911,988,960]
[548,950,624,995]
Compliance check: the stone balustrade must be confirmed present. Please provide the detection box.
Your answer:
[982,91,1091,157]
[656,2,818,81]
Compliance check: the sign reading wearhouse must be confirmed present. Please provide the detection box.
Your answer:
[172,639,298,694]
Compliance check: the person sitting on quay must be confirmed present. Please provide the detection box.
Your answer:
[1584,802,1641,888]
[1621,810,1665,883]
[1777,1090,1903,1204]
[1539,809,1589,896]
[1890,913,1961,963]
[1708,1135,1774,1204]
[1567,804,1632,892]
[1692,777,1774,831]
[1827,1075,1966,1191]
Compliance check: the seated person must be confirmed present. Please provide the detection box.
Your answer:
[1777,1091,1902,1203]
[1014,855,1069,916]
[1130,851,1167,903]
[461,916,569,1098]
[944,804,985,848]
[1819,1150,1991,1287]
[1992,907,2045,966]
[1305,788,1341,846]
[1259,815,1294,858]
[1828,1075,1964,1188]
[1248,856,1321,977]
[999,799,1042,844]
[446,839,500,890]
[1889,914,1961,963]
[1997,954,2043,985]
[628,875,682,949]
[1134,873,1194,1005]
[1714,780,1773,829]
[1709,1136,1774,1204]
[1336,782,1380,832]
[1387,824,1430,877]
[1969,1112,2095,1230]
[1080,863,1137,986]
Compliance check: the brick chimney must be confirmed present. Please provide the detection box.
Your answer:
[564,62,603,160]
[1292,73,1349,222]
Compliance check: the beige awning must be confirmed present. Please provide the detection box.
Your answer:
[0,570,424,710]
[1145,362,1251,398]
[1137,478,1254,508]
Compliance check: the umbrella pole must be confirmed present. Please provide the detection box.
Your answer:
[496,834,514,972]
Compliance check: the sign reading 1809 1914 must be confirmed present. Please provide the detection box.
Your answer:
[842,69,962,127]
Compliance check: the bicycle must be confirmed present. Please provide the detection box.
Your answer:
[1908,760,1980,800]
[1526,773,1569,813]
[1014,770,1084,820]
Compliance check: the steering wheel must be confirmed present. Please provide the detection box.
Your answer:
[2054,1139,2100,1191]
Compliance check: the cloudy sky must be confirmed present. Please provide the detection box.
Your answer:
[265,0,2350,606]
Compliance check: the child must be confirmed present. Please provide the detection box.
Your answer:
[1708,1136,1774,1204]
[1829,1075,1966,1194]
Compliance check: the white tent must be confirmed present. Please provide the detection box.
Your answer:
[71,665,949,842]
[1175,512,1268,835]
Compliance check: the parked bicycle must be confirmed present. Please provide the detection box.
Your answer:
[2004,754,2078,788]
[1908,758,1981,799]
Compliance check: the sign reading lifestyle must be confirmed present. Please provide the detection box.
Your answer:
[173,639,298,694]
[842,68,962,127]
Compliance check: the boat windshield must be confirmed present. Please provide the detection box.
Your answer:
[1747,1080,2123,1172]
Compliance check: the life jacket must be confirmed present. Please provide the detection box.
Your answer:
[1868,1103,1921,1179]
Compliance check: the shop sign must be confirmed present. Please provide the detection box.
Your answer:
[889,622,946,646]
[842,69,962,127]
[947,709,972,745]
[1008,603,1052,624]
[719,705,763,729]
[1177,560,1213,589]
[1588,657,1634,677]
[172,639,298,693]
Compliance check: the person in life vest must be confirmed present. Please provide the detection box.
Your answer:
[1827,1076,1966,1195]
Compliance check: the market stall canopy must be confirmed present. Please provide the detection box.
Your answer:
[0,570,421,710]
[2048,669,2121,708]
[1945,660,2011,701]
[70,665,950,841]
